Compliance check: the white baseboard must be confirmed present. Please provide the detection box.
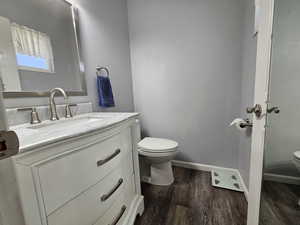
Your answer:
[172,160,249,201]
[172,160,237,172]
[264,173,300,185]
[237,170,249,201]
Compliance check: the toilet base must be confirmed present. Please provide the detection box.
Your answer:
[150,161,174,186]
[292,158,300,207]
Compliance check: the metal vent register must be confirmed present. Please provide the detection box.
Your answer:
[211,169,244,192]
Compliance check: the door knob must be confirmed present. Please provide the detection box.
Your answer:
[246,104,263,118]
[267,106,280,114]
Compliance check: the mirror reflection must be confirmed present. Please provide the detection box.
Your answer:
[0,0,85,95]
[260,0,300,224]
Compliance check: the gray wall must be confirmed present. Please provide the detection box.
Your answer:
[3,0,134,113]
[237,0,257,188]
[128,0,245,168]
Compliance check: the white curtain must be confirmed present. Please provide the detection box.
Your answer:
[254,0,261,35]
[11,23,54,72]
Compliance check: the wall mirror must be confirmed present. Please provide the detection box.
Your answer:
[259,0,300,224]
[0,0,86,98]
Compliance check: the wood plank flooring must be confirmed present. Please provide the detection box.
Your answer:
[135,166,247,225]
[260,180,300,225]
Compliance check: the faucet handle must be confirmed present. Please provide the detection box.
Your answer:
[17,107,41,124]
[31,107,42,124]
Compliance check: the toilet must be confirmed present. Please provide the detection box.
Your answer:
[293,151,300,172]
[292,151,300,206]
[138,137,178,186]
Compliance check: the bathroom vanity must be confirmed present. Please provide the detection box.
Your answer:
[3,112,144,225]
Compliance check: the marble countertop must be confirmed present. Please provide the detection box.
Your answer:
[10,112,139,153]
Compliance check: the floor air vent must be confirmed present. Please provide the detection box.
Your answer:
[211,169,244,192]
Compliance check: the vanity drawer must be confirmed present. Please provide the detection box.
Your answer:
[94,195,128,225]
[94,154,136,225]
[94,172,135,225]
[47,151,136,225]
[38,133,128,215]
[47,167,125,225]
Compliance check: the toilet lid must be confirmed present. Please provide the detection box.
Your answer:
[294,151,300,160]
[138,137,178,153]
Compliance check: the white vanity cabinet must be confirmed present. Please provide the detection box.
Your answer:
[12,118,144,225]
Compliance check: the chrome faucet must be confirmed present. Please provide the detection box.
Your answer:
[49,88,72,121]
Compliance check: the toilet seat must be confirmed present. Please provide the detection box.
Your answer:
[138,148,178,158]
[138,137,178,153]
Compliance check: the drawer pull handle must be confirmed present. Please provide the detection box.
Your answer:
[109,205,126,225]
[97,149,121,167]
[101,178,123,202]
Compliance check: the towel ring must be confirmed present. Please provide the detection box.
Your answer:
[96,66,110,77]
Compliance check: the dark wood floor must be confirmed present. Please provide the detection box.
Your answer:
[135,166,247,225]
[260,180,300,225]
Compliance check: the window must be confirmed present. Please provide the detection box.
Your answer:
[16,53,49,71]
[11,23,54,73]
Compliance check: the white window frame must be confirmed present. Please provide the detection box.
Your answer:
[11,23,55,73]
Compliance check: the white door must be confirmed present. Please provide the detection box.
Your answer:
[0,63,8,131]
[247,1,275,225]
[0,17,11,131]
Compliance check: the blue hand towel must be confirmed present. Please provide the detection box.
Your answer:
[97,76,115,107]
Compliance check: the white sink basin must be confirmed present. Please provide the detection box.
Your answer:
[27,116,104,131]
[11,112,138,152]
